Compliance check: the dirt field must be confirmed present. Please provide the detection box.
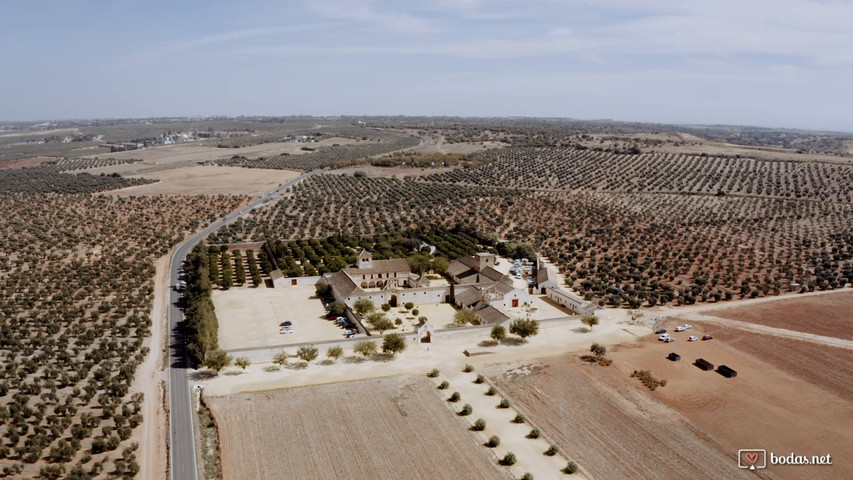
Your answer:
[0,156,52,169]
[713,291,853,340]
[485,358,754,480]
[690,321,853,399]
[329,165,458,178]
[107,165,301,195]
[82,137,358,171]
[212,285,349,351]
[607,327,852,480]
[206,376,512,480]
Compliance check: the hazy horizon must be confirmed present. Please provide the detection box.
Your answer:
[2,1,851,132]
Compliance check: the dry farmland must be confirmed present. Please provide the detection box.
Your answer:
[483,360,753,480]
[108,165,301,196]
[713,291,853,340]
[603,325,853,480]
[206,376,512,480]
[690,321,853,399]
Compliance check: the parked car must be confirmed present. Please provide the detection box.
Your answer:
[664,337,675,343]
[280,327,294,334]
[688,336,699,342]
[280,321,292,327]
[658,334,671,341]
[655,328,667,334]
[683,324,693,329]
[702,335,714,341]
[675,326,686,332]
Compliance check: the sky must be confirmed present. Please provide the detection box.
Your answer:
[1,0,852,131]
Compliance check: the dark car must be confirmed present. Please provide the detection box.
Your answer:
[280,321,292,327]
[655,328,667,334]
[702,335,713,341]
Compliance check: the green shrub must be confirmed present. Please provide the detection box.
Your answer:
[395,318,403,325]
[487,435,501,448]
[463,364,474,372]
[565,461,579,474]
[500,452,517,466]
[473,418,486,431]
[381,303,391,312]
[411,308,419,316]
[438,380,449,390]
[460,404,473,416]
[527,427,540,439]
[513,413,526,424]
[449,391,461,402]
[498,398,511,408]
[545,444,560,456]
[521,473,534,480]
[486,386,497,396]
[427,368,440,378]
[474,374,485,384]
[404,302,414,310]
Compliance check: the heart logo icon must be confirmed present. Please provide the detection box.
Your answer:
[745,452,759,464]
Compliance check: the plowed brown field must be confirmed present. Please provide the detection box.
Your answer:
[484,360,754,480]
[487,322,853,480]
[206,376,512,480]
[713,291,853,340]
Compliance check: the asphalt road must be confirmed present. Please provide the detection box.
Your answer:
[168,170,320,480]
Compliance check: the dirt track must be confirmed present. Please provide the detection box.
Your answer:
[207,376,513,480]
[129,254,169,480]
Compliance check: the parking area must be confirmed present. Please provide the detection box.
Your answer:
[213,286,349,350]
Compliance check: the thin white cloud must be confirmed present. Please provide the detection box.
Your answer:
[138,23,338,61]
[310,0,438,33]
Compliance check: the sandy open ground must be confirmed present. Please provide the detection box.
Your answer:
[206,376,513,480]
[107,165,301,196]
[213,286,350,351]
[198,307,641,395]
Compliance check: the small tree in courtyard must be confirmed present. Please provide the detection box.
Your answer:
[234,357,251,370]
[382,333,407,355]
[491,325,506,344]
[354,298,375,316]
[509,318,539,339]
[453,309,478,326]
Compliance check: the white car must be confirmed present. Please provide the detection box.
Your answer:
[688,336,699,342]
[675,326,686,332]
[664,337,675,343]
[684,324,693,329]
[658,334,671,341]
[280,326,294,334]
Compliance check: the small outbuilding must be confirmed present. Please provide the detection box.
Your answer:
[717,365,737,378]
[695,358,714,371]
[668,352,681,361]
